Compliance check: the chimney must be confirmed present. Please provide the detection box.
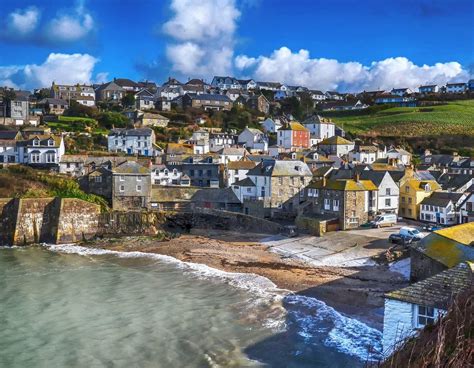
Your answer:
[354,172,360,182]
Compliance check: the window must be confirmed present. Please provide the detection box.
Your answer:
[385,198,391,207]
[386,188,391,196]
[333,199,339,211]
[246,187,251,193]
[405,186,410,193]
[33,139,40,146]
[94,176,102,183]
[30,153,40,163]
[136,185,142,192]
[402,196,406,203]
[119,185,125,192]
[408,197,412,204]
[324,199,330,210]
[119,175,125,181]
[416,305,435,327]
[48,139,54,146]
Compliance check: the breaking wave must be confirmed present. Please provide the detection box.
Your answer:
[44,243,382,362]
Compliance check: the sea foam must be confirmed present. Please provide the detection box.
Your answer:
[44,243,382,362]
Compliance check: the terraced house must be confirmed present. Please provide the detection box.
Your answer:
[182,93,233,111]
[108,128,159,157]
[305,175,378,230]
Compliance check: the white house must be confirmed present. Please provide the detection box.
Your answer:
[309,90,326,101]
[383,263,473,355]
[158,86,183,100]
[217,147,246,165]
[420,192,466,225]
[459,192,474,223]
[387,148,411,166]
[348,145,379,164]
[226,158,256,187]
[237,79,257,90]
[209,132,237,152]
[238,127,268,152]
[260,118,282,133]
[445,83,467,94]
[151,164,190,186]
[318,136,355,157]
[360,171,400,214]
[211,76,241,90]
[303,115,335,145]
[391,88,413,96]
[225,89,241,101]
[231,177,257,202]
[418,85,438,94]
[108,128,158,157]
[25,134,65,167]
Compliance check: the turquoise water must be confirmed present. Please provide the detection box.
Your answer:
[0,246,381,367]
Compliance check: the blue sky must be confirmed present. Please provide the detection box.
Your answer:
[0,0,472,91]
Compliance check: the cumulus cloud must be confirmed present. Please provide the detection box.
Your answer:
[162,0,240,77]
[0,53,100,90]
[5,6,40,36]
[1,2,94,45]
[235,47,470,92]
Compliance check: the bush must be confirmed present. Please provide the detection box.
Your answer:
[98,111,129,129]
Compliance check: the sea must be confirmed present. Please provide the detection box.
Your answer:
[0,245,382,367]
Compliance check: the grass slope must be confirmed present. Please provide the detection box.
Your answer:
[322,100,474,137]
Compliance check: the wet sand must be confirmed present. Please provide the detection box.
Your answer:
[82,230,408,330]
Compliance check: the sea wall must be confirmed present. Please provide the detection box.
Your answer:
[0,197,101,246]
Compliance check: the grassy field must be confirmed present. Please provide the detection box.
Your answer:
[321,100,474,137]
[46,116,107,134]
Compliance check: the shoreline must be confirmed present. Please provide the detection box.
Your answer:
[74,229,408,330]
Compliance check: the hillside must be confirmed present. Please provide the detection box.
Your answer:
[321,100,474,137]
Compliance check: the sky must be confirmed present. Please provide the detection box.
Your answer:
[0,0,473,92]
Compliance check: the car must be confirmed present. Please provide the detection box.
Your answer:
[370,214,397,228]
[399,226,426,240]
[422,224,443,232]
[388,233,417,245]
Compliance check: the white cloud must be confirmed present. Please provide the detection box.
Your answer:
[45,3,95,43]
[0,53,99,90]
[163,0,240,77]
[235,47,470,92]
[1,2,94,44]
[7,6,40,36]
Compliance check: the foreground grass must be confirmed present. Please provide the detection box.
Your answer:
[322,100,474,137]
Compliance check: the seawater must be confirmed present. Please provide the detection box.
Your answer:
[0,245,382,367]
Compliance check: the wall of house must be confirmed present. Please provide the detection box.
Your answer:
[410,248,448,282]
[382,299,415,356]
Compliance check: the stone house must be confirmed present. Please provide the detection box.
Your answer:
[409,223,474,282]
[156,98,171,111]
[305,176,378,230]
[107,128,158,157]
[178,158,224,188]
[136,112,169,128]
[39,98,69,115]
[382,262,473,355]
[182,93,233,111]
[242,160,313,218]
[112,161,151,210]
[419,191,467,225]
[134,89,155,110]
[50,83,96,106]
[245,94,270,114]
[0,91,30,125]
[95,81,126,103]
[318,136,355,157]
[83,166,114,200]
[399,178,441,220]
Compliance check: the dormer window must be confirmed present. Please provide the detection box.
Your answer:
[48,139,54,146]
[424,184,431,192]
[33,138,40,146]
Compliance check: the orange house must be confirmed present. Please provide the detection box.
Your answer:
[277,121,310,150]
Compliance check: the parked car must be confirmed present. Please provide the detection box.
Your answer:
[422,224,443,232]
[389,233,418,245]
[370,214,397,228]
[399,226,426,240]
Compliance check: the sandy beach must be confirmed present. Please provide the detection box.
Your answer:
[81,228,408,330]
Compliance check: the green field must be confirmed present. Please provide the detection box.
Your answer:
[46,116,107,134]
[321,100,474,137]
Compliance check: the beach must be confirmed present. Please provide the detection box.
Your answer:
[81,228,409,330]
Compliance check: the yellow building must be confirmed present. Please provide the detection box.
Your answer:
[399,178,440,220]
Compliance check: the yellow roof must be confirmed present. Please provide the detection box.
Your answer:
[281,121,309,131]
[434,223,474,246]
[405,178,441,191]
[319,136,353,145]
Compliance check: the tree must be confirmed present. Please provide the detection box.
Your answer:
[64,100,98,118]
[98,111,129,129]
[121,93,135,108]
[34,88,50,100]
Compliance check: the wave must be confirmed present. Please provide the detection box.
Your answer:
[44,243,382,362]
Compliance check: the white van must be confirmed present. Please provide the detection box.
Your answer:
[399,227,425,240]
[371,213,397,228]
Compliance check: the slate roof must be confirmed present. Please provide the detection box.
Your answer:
[113,161,150,174]
[280,121,309,131]
[0,131,20,140]
[233,177,255,187]
[109,128,153,137]
[385,262,473,309]
[217,147,246,156]
[303,115,334,125]
[114,78,140,88]
[420,192,464,207]
[247,160,313,177]
[188,93,232,102]
[437,174,473,191]
[191,188,240,204]
[39,98,68,105]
